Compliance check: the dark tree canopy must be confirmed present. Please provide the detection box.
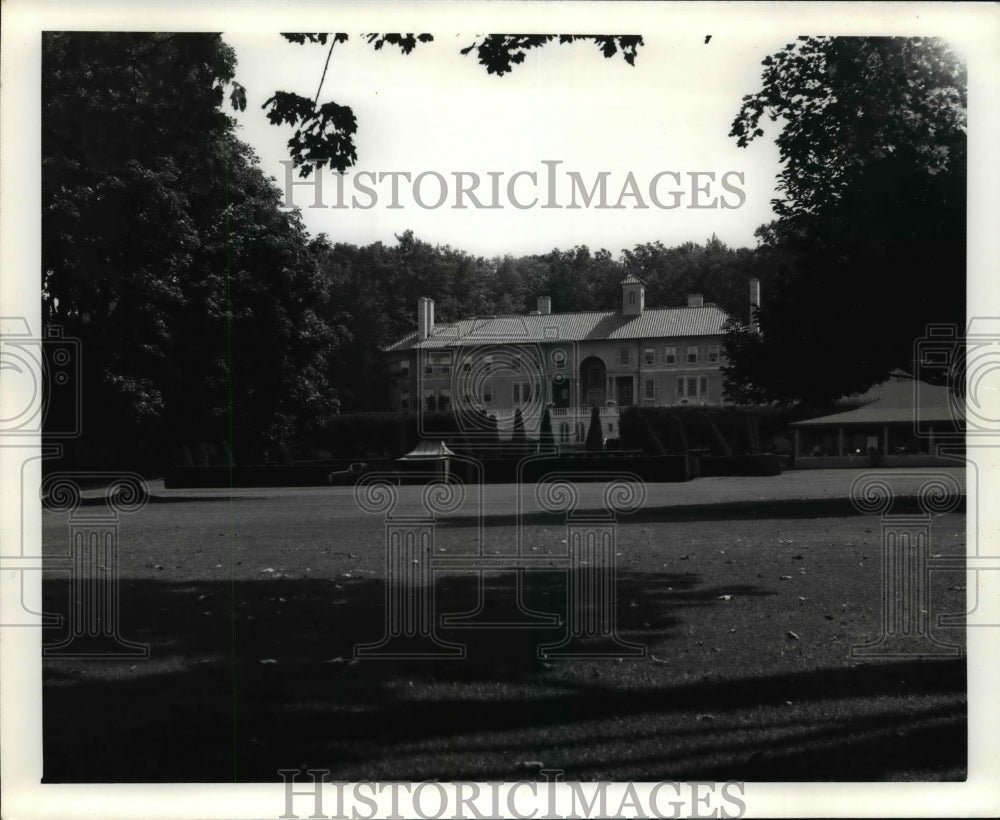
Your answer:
[585,405,604,452]
[724,37,966,404]
[43,32,342,468]
[538,406,555,452]
[263,33,643,176]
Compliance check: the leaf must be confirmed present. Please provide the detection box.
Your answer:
[229,82,246,112]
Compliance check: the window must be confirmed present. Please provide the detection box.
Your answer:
[644,378,656,400]
[643,347,655,366]
[629,291,636,305]
[513,383,520,404]
[552,349,566,368]
[424,391,437,412]
[424,359,433,375]
[400,390,411,410]
[430,352,450,374]
[400,360,411,377]
[523,382,532,403]
[462,361,471,372]
[707,344,720,363]
[483,385,494,403]
[686,346,699,364]
[663,346,677,365]
[619,348,631,366]
[676,377,709,401]
[438,390,451,411]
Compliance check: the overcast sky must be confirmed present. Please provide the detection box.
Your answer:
[224,31,787,257]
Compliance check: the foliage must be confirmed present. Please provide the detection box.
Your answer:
[585,406,604,452]
[618,406,665,455]
[267,33,643,177]
[538,407,555,452]
[461,35,642,77]
[511,408,527,444]
[726,37,966,404]
[42,33,343,467]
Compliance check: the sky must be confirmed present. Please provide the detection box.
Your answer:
[223,30,787,258]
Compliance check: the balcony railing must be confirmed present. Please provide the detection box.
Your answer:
[484,406,622,421]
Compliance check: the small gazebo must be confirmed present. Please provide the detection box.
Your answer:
[397,440,456,479]
[790,374,964,459]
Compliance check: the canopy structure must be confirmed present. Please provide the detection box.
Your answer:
[397,440,456,479]
[397,440,456,460]
[790,375,964,458]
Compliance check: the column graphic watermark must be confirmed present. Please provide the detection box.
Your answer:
[849,471,964,659]
[1,317,148,657]
[913,319,1000,628]
[353,466,646,661]
[39,472,150,658]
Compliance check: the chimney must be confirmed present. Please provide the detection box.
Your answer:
[417,297,435,340]
[537,296,552,315]
[687,294,704,307]
[749,278,761,333]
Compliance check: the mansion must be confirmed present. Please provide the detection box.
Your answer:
[385,276,758,441]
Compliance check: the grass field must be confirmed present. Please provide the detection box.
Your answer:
[41,470,967,782]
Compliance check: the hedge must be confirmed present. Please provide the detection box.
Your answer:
[699,454,783,477]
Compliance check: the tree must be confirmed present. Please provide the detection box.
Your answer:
[486,414,500,447]
[641,416,666,456]
[264,34,644,177]
[511,408,527,444]
[664,411,689,454]
[621,237,760,316]
[42,33,342,467]
[538,407,555,452]
[585,405,604,452]
[725,37,966,403]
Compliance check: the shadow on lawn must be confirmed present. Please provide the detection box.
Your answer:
[438,495,966,528]
[41,570,965,783]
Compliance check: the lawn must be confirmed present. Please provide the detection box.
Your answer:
[41,471,967,782]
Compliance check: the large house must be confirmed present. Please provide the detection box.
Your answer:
[384,276,759,442]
